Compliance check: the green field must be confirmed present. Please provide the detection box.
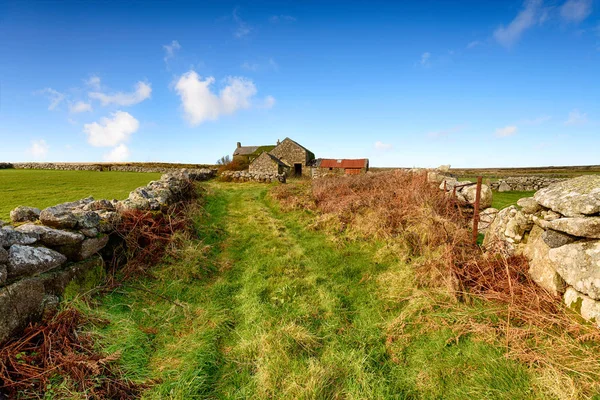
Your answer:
[492,190,535,210]
[0,169,160,221]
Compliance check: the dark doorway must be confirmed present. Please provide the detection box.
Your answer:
[294,163,302,177]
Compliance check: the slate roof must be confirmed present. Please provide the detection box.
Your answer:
[233,146,260,156]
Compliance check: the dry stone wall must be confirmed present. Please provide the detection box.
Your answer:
[0,169,214,344]
[221,170,286,183]
[484,175,600,326]
[4,162,217,175]
[490,176,567,192]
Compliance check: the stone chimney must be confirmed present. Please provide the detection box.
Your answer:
[237,142,241,148]
[277,139,280,145]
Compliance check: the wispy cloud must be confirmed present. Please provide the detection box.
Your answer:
[37,88,65,110]
[69,101,92,113]
[467,40,482,49]
[427,125,465,139]
[565,109,588,125]
[85,75,101,90]
[420,52,431,67]
[28,139,49,159]
[519,115,552,125]
[163,40,181,64]
[374,141,393,151]
[233,7,251,38]
[241,58,279,72]
[495,125,518,137]
[89,81,152,106]
[494,0,544,47]
[269,15,296,23]
[560,0,593,23]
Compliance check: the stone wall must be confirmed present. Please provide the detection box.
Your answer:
[490,176,567,192]
[484,175,600,326]
[248,152,289,176]
[221,170,286,183]
[0,169,214,344]
[5,162,217,175]
[269,138,314,176]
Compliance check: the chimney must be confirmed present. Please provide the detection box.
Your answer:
[277,139,280,145]
[237,142,241,148]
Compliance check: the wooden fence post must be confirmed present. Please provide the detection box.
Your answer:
[472,176,482,244]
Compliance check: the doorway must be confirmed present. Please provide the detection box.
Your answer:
[294,163,302,177]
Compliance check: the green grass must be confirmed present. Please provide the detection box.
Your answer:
[0,169,160,221]
[492,190,536,210]
[73,182,540,399]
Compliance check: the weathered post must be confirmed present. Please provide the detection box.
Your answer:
[472,176,482,244]
[444,180,447,192]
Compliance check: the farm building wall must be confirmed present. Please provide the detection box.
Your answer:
[0,168,214,344]
[269,138,315,176]
[249,152,284,175]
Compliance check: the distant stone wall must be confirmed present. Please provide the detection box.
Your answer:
[0,169,214,344]
[9,162,217,175]
[484,176,600,327]
[249,152,287,175]
[490,176,567,192]
[221,170,286,183]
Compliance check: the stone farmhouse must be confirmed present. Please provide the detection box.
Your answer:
[237,137,369,178]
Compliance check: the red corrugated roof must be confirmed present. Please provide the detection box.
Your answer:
[319,159,367,169]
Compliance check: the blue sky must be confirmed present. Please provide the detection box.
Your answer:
[0,0,598,167]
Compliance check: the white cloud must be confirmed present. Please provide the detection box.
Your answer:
[83,111,139,147]
[420,52,431,66]
[85,75,101,90]
[261,95,276,109]
[494,0,543,47]
[467,40,482,49]
[233,8,251,38]
[163,40,181,63]
[241,61,259,71]
[269,15,296,23]
[565,109,588,125]
[174,71,262,125]
[89,81,152,106]
[495,125,518,137]
[374,141,393,151]
[560,0,592,23]
[104,144,130,162]
[37,88,65,110]
[28,139,49,159]
[69,101,92,113]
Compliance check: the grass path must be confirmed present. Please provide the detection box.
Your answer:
[80,182,534,399]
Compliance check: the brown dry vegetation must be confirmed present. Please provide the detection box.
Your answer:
[271,170,600,398]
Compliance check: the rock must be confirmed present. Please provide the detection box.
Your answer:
[15,224,85,246]
[542,229,577,248]
[549,241,600,300]
[0,265,6,285]
[522,225,565,295]
[517,197,542,214]
[0,226,38,247]
[97,211,119,233]
[483,206,532,255]
[7,245,67,279]
[534,175,600,217]
[10,206,41,223]
[427,171,446,184]
[461,184,493,209]
[56,235,109,261]
[0,247,8,264]
[73,210,101,229]
[80,228,99,238]
[438,164,451,173]
[498,182,511,192]
[0,278,46,343]
[542,210,562,221]
[0,220,7,227]
[40,205,78,229]
[478,208,499,234]
[544,217,600,239]
[564,287,600,327]
[41,255,104,296]
[82,199,115,212]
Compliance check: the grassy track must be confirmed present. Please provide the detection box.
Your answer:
[0,169,160,220]
[72,182,540,399]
